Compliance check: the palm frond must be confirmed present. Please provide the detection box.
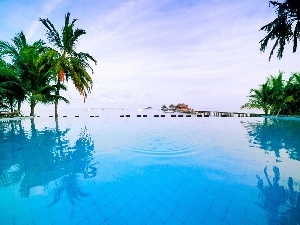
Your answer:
[0,40,19,58]
[260,0,298,60]
[12,31,28,51]
[39,17,63,50]
[74,52,97,72]
[293,20,300,52]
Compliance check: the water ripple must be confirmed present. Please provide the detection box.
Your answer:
[119,132,199,157]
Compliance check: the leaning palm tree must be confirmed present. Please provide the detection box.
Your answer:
[260,0,300,60]
[39,12,97,117]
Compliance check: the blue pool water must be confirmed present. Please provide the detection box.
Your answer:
[0,112,299,225]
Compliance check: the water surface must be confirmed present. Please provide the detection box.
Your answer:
[0,113,299,224]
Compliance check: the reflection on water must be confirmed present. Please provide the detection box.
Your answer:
[0,119,97,217]
[256,166,300,224]
[47,173,90,217]
[243,118,300,224]
[242,117,300,161]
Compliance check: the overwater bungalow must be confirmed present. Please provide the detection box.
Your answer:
[161,104,168,111]
[169,104,175,110]
[176,103,189,111]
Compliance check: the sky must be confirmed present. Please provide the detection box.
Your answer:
[0,0,299,113]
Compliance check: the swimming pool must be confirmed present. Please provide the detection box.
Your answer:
[1,112,299,224]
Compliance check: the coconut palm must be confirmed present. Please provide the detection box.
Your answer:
[241,81,272,114]
[39,12,97,117]
[266,72,288,114]
[0,59,26,112]
[17,41,69,116]
[0,32,69,116]
[283,72,300,114]
[260,0,300,60]
[242,72,300,115]
[0,32,29,111]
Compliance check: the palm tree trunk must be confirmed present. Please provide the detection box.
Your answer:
[30,104,35,117]
[9,98,13,112]
[30,97,35,116]
[17,100,21,112]
[55,79,60,118]
[55,101,58,118]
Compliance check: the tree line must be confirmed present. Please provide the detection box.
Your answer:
[241,72,300,115]
[0,13,97,117]
[242,0,300,115]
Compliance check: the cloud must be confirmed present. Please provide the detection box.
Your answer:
[72,0,298,110]
[26,0,68,41]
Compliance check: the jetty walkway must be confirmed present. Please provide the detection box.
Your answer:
[193,110,263,117]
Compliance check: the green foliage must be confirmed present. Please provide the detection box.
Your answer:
[242,72,300,115]
[0,13,96,116]
[0,32,69,116]
[260,0,300,60]
[0,59,26,111]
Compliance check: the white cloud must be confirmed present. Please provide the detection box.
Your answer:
[81,0,298,110]
[26,0,68,40]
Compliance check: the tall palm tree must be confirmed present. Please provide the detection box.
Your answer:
[260,0,300,60]
[39,12,97,117]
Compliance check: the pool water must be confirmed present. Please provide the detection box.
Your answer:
[0,113,299,225]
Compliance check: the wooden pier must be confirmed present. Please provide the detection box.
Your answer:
[188,110,263,117]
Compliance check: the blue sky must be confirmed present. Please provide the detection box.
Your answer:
[0,0,299,112]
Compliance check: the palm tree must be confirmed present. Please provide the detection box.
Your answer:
[17,41,69,116]
[260,0,300,60]
[283,72,300,114]
[266,72,288,114]
[241,81,272,114]
[0,32,69,116]
[0,32,29,111]
[242,72,300,115]
[39,12,97,118]
[0,59,26,112]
